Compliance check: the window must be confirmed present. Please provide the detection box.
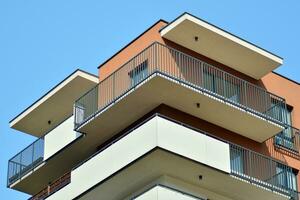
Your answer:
[203,69,240,103]
[275,109,295,150]
[225,80,240,103]
[269,98,287,123]
[275,163,297,191]
[230,149,244,174]
[129,60,148,86]
[203,69,221,93]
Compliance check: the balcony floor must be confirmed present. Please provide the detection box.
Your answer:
[78,73,283,142]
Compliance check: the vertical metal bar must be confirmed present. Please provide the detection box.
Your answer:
[249,150,252,183]
[223,72,226,101]
[201,62,204,88]
[155,43,158,72]
[32,141,35,172]
[296,129,299,152]
[179,52,182,81]
[7,161,10,186]
[264,91,269,119]
[284,101,288,126]
[113,71,115,102]
[19,152,22,181]
[244,82,247,110]
[269,159,274,191]
[295,171,299,200]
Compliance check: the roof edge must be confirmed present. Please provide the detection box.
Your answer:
[160,12,283,62]
[272,71,300,85]
[9,69,98,124]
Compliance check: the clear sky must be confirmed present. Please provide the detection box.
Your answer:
[0,0,299,199]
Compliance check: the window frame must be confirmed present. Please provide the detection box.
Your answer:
[202,69,241,104]
[128,60,149,87]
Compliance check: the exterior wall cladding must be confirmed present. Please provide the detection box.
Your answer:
[98,20,300,189]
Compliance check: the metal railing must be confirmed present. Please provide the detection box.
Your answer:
[29,172,71,200]
[275,126,300,153]
[291,191,300,200]
[230,144,297,196]
[7,137,44,186]
[74,42,287,129]
[7,115,73,186]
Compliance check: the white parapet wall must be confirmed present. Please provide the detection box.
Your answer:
[47,116,230,200]
[156,117,230,172]
[44,116,81,160]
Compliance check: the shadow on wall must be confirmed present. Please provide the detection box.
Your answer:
[155,104,295,164]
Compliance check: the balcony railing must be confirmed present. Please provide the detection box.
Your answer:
[7,116,74,187]
[74,42,287,129]
[7,137,44,186]
[29,172,71,200]
[230,144,297,196]
[275,126,300,153]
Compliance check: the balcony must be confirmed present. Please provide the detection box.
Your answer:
[29,172,71,200]
[75,42,287,142]
[275,126,300,153]
[7,116,81,194]
[45,114,296,200]
[8,137,44,187]
[230,144,297,196]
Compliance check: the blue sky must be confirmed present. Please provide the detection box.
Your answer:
[0,0,299,199]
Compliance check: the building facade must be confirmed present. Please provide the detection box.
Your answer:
[7,13,300,200]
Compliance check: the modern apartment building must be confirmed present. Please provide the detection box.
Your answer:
[7,13,300,200]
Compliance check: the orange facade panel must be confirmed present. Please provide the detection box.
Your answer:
[98,20,167,81]
[262,73,300,128]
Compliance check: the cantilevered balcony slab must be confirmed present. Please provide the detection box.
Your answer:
[75,42,286,143]
[9,69,98,137]
[77,74,283,143]
[47,116,292,200]
[75,151,289,200]
[160,13,283,79]
[8,116,83,194]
